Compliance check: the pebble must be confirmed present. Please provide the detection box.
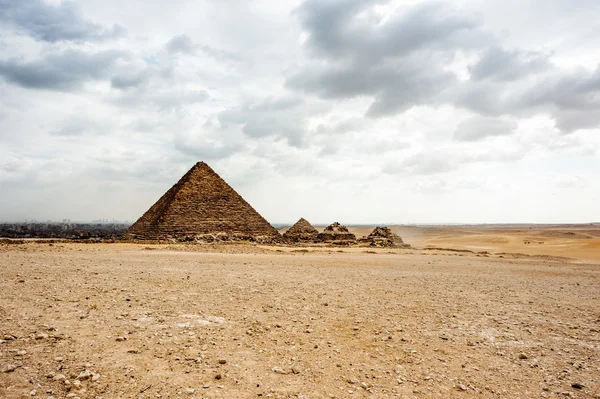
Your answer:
[78,370,92,380]
[184,388,195,394]
[53,374,67,381]
[218,359,227,364]
[35,333,49,340]
[2,364,17,373]
[571,383,583,389]
[30,390,36,396]
[456,383,467,391]
[115,336,126,342]
[15,350,27,356]
[272,366,288,374]
[518,353,528,360]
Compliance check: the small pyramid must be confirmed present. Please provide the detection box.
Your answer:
[360,226,404,247]
[317,222,356,242]
[283,217,319,242]
[126,162,281,242]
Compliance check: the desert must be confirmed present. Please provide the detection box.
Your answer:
[1,224,599,399]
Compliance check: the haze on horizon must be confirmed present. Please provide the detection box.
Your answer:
[1,0,599,225]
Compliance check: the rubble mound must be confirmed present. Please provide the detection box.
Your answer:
[359,226,407,247]
[317,222,356,243]
[283,218,319,243]
[125,162,281,242]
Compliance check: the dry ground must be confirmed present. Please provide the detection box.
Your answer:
[1,234,599,398]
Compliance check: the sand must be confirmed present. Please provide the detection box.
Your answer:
[1,227,599,398]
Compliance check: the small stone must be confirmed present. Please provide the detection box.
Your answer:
[518,353,528,360]
[456,383,467,391]
[91,373,100,382]
[15,350,27,356]
[218,359,227,364]
[35,333,49,340]
[30,389,37,396]
[291,366,301,374]
[115,336,126,342]
[184,388,195,394]
[78,370,92,380]
[55,357,64,362]
[202,383,211,389]
[53,374,67,381]
[571,383,583,390]
[347,377,359,384]
[272,366,288,374]
[72,380,81,387]
[3,364,17,373]
[214,373,222,380]
[3,335,16,341]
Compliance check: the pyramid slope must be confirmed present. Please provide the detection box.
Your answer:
[283,217,318,242]
[126,162,280,241]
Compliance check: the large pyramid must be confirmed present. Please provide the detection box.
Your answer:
[283,217,319,242]
[126,162,281,241]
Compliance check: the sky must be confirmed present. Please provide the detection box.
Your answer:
[0,0,599,224]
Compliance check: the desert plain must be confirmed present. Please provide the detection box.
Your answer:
[1,225,599,399]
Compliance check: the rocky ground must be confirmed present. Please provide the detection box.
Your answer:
[1,242,599,398]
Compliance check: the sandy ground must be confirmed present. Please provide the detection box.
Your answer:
[1,232,599,398]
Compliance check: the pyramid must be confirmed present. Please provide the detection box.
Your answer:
[317,222,356,242]
[359,226,405,247]
[283,217,319,242]
[126,162,281,242]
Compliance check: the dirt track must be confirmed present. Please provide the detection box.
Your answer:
[1,242,599,398]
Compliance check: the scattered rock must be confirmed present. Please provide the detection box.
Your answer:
[518,353,528,360]
[571,383,583,390]
[218,359,227,365]
[2,364,17,373]
[272,366,288,375]
[456,383,468,391]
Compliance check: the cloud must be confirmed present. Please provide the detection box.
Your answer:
[0,49,129,90]
[165,34,241,62]
[165,35,195,54]
[469,47,550,81]
[288,0,600,133]
[296,0,481,60]
[0,0,126,42]
[454,115,517,141]
[218,96,310,147]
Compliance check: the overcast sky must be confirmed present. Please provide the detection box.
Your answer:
[1,0,599,224]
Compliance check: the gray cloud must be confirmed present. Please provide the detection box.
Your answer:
[0,0,126,42]
[0,49,129,90]
[218,96,309,147]
[297,0,481,61]
[288,0,600,132]
[469,47,550,81]
[454,116,517,141]
[165,35,195,54]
